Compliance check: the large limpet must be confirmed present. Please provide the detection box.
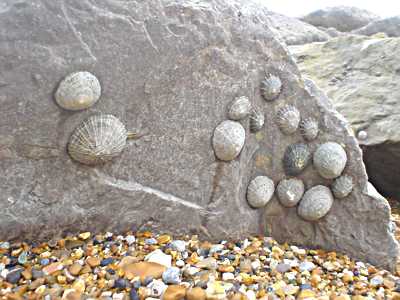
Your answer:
[313,142,347,179]
[247,176,275,208]
[212,120,245,161]
[298,185,334,221]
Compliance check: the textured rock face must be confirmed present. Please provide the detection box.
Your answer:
[289,35,400,199]
[0,0,398,270]
[354,16,400,37]
[301,6,379,32]
[261,11,330,45]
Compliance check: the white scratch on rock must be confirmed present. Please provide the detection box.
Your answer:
[61,3,97,62]
[142,23,160,53]
[94,170,204,210]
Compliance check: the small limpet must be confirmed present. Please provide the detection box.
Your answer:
[313,142,347,179]
[249,107,265,132]
[283,143,311,176]
[261,74,282,101]
[331,175,354,198]
[55,71,101,111]
[247,176,275,208]
[276,105,300,135]
[227,96,252,120]
[298,185,334,221]
[300,117,319,141]
[212,120,245,161]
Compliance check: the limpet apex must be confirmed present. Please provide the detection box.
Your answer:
[55,71,101,111]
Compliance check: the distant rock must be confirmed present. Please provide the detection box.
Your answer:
[290,34,400,198]
[354,16,400,37]
[301,6,380,32]
[263,11,330,45]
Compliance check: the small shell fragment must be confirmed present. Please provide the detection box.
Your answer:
[55,71,101,111]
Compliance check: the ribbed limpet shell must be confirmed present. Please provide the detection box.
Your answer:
[300,117,319,141]
[249,107,265,133]
[55,71,101,111]
[276,105,300,135]
[68,114,128,165]
[261,74,282,101]
[227,96,252,120]
[283,143,311,176]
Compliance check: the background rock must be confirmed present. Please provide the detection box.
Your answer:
[0,0,398,270]
[301,6,380,32]
[353,16,400,37]
[262,11,330,45]
[290,34,400,199]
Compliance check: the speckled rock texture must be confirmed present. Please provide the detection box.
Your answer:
[0,0,398,270]
[289,34,400,199]
[353,16,400,37]
[301,6,380,32]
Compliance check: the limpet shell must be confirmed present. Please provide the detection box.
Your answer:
[331,175,354,198]
[228,96,252,120]
[249,107,265,132]
[212,120,245,161]
[283,143,311,176]
[300,117,319,141]
[261,74,282,101]
[247,176,275,208]
[68,114,127,165]
[55,71,101,111]
[313,142,347,179]
[298,185,334,221]
[276,105,300,135]
[276,178,305,208]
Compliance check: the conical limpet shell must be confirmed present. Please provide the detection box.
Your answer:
[247,176,275,208]
[261,74,282,101]
[276,105,300,135]
[212,120,245,161]
[331,175,353,198]
[313,142,347,179]
[298,185,334,221]
[283,143,311,176]
[68,114,128,165]
[300,117,319,141]
[227,96,252,121]
[249,107,265,133]
[55,71,101,111]
[276,178,305,208]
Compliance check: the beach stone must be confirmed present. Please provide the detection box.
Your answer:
[6,268,23,284]
[170,240,186,253]
[145,250,172,268]
[162,267,181,284]
[186,287,206,300]
[68,263,82,276]
[195,258,218,270]
[0,0,397,271]
[163,285,186,300]
[148,279,167,298]
[124,262,166,281]
[301,6,379,32]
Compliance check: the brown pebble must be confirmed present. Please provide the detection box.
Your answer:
[42,262,63,275]
[186,287,206,300]
[86,256,101,268]
[68,263,82,276]
[21,269,32,280]
[163,285,186,300]
[229,292,248,300]
[29,278,46,290]
[124,262,166,281]
[62,289,82,300]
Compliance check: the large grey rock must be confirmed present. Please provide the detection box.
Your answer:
[354,16,400,37]
[289,34,400,199]
[0,0,398,270]
[301,6,380,32]
[262,11,330,45]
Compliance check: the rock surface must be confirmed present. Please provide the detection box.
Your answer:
[262,10,330,45]
[0,0,398,270]
[301,6,380,32]
[289,34,400,198]
[353,16,400,37]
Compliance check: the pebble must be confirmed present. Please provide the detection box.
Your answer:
[0,229,399,300]
[162,267,181,284]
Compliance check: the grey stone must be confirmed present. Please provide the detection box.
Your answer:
[354,16,400,37]
[0,0,398,271]
[301,6,380,32]
[299,261,316,272]
[162,267,181,284]
[276,263,291,273]
[289,34,400,198]
[169,240,186,253]
[298,185,334,221]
